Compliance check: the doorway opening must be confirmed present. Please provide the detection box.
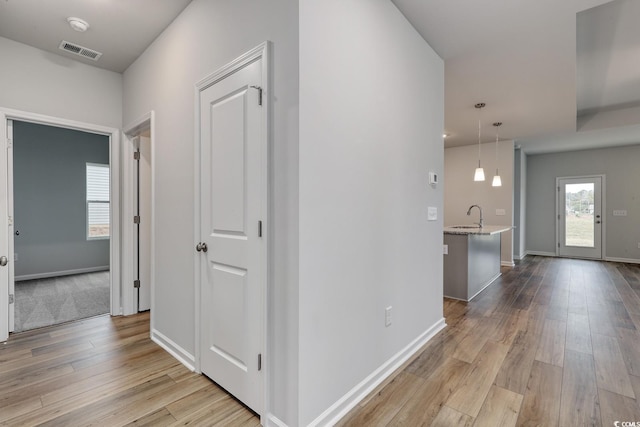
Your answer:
[123,112,154,317]
[557,175,604,259]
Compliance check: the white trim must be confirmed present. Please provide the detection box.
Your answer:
[308,318,447,427]
[501,261,515,267]
[526,251,556,257]
[151,328,196,371]
[604,257,640,264]
[194,41,271,417]
[265,414,289,427]
[0,108,120,333]
[122,112,156,319]
[15,266,109,282]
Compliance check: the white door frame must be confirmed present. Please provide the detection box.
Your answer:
[556,175,606,259]
[123,112,156,318]
[0,107,121,341]
[194,41,271,420]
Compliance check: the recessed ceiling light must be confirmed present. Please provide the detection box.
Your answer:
[67,17,90,32]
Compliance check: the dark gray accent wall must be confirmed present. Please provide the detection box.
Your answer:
[13,121,110,279]
[526,144,640,260]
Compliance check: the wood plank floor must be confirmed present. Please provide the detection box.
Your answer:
[0,312,259,426]
[3,256,640,426]
[339,256,640,427]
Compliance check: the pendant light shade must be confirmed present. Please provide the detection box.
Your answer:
[492,122,502,187]
[474,103,486,181]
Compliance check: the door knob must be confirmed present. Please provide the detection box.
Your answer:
[196,242,208,253]
[0,256,7,267]
[15,230,19,236]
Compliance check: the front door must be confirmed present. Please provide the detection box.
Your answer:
[558,176,603,259]
[198,56,265,413]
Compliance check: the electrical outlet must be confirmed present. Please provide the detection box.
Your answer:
[496,209,506,216]
[613,210,628,216]
[443,244,448,255]
[385,306,392,327]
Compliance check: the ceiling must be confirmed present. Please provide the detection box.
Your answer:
[392,0,640,153]
[0,0,638,153]
[0,0,192,73]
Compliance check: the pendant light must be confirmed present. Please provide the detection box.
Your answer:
[492,122,502,187]
[474,103,486,181]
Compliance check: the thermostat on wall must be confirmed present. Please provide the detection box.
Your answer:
[429,172,438,185]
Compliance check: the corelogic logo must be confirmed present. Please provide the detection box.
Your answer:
[615,422,640,427]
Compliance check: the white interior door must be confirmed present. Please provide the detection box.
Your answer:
[0,118,9,341]
[558,176,603,259]
[136,136,151,312]
[198,57,265,413]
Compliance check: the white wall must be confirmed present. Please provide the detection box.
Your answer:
[0,37,122,128]
[122,0,299,424]
[444,141,515,264]
[526,145,640,261]
[299,0,444,425]
[513,148,526,259]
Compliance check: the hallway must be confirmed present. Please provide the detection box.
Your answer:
[340,256,640,426]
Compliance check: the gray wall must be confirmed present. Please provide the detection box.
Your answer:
[526,144,640,260]
[14,121,110,279]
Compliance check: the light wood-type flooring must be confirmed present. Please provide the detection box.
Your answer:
[2,256,640,426]
[0,312,260,426]
[339,256,640,427]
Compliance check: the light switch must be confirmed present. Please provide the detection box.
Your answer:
[443,244,448,255]
[613,210,627,216]
[496,209,506,216]
[428,207,438,221]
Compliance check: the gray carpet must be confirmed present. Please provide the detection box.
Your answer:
[14,271,110,332]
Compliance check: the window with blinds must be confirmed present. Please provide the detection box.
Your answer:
[86,163,110,239]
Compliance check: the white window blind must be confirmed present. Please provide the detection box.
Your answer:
[87,163,110,239]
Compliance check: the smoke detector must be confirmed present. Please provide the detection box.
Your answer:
[67,17,89,32]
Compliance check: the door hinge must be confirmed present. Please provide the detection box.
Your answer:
[557,186,560,192]
[134,215,140,224]
[9,294,14,304]
[250,85,263,106]
[558,214,561,220]
[134,280,140,289]
[258,353,262,371]
[258,220,262,237]
[134,151,140,160]
[558,242,561,248]
[7,138,12,149]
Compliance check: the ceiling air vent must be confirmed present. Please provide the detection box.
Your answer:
[58,40,102,61]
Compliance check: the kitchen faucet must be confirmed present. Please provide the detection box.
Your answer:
[467,205,483,228]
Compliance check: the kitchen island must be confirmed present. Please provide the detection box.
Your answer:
[443,225,512,302]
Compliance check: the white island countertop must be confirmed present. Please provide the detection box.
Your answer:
[443,225,512,236]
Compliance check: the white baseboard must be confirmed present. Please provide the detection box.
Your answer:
[526,251,556,257]
[501,261,515,267]
[605,257,640,264]
[308,318,447,427]
[151,328,196,372]
[265,414,289,427]
[15,265,110,282]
